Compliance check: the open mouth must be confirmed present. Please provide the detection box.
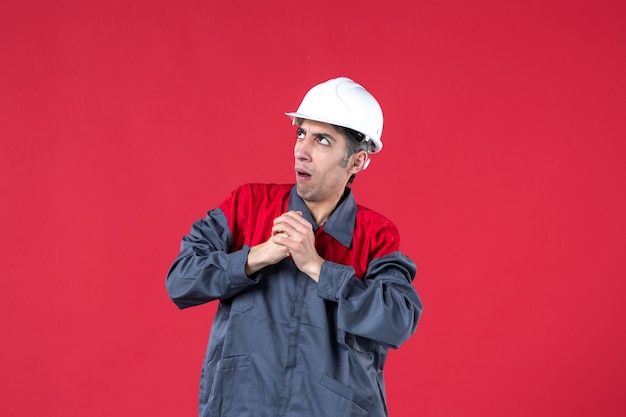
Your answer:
[296,169,312,179]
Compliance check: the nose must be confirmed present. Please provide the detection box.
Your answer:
[294,136,312,161]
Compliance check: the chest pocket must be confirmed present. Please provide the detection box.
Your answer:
[231,287,255,313]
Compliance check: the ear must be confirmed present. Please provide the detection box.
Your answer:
[348,151,369,175]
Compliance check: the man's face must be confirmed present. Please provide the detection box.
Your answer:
[293,119,354,205]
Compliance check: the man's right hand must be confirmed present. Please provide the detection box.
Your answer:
[244,234,290,276]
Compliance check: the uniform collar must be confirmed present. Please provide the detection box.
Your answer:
[288,185,356,248]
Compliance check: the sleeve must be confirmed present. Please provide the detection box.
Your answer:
[165,207,260,309]
[317,247,422,350]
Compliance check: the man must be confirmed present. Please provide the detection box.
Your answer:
[166,77,423,417]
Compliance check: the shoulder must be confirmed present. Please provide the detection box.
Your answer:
[216,183,293,241]
[219,183,293,215]
[354,204,401,251]
[355,204,399,234]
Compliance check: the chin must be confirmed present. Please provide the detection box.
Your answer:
[296,184,318,202]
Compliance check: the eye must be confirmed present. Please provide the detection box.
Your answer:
[317,136,330,146]
[296,128,305,140]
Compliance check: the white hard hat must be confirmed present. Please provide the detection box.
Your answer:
[285,77,384,153]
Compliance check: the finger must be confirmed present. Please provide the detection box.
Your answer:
[277,211,312,230]
[272,222,302,239]
[275,211,308,225]
[272,233,296,250]
[273,217,301,234]
[272,222,298,237]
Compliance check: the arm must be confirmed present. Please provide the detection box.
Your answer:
[271,210,422,348]
[317,252,423,349]
[165,208,258,309]
[166,207,291,309]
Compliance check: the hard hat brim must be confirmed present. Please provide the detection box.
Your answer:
[284,112,382,153]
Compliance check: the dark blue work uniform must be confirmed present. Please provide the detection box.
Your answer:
[166,183,423,417]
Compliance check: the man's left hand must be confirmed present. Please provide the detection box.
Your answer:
[271,211,324,282]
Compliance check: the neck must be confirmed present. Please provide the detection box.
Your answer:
[304,188,348,227]
[305,202,333,226]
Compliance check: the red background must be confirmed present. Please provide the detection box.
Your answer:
[1,0,625,416]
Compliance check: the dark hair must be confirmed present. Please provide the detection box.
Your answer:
[337,126,374,184]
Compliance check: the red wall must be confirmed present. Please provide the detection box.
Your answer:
[1,0,625,416]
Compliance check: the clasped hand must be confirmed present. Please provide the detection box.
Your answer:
[245,211,323,282]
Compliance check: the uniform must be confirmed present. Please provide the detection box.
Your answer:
[166,183,423,417]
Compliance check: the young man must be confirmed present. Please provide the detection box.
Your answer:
[166,77,423,417]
